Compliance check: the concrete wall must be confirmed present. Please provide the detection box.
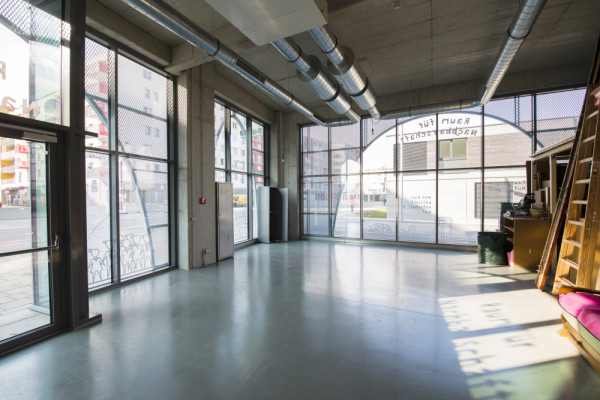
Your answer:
[177,62,283,268]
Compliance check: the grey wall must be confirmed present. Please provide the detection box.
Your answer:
[177,63,280,268]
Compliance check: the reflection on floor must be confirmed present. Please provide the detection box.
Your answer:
[1,241,599,399]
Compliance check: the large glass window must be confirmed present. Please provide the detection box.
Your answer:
[84,38,173,289]
[300,88,585,246]
[0,0,63,124]
[214,100,268,243]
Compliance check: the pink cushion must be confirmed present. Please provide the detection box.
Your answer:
[578,307,600,339]
[558,293,600,318]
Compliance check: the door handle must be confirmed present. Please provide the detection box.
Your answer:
[0,233,60,258]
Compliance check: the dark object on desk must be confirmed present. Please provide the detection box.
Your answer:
[512,193,536,216]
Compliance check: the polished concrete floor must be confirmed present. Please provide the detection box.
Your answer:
[1,241,600,399]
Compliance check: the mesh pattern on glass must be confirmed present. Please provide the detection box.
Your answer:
[364,137,396,172]
[484,99,532,166]
[215,103,226,168]
[331,175,360,238]
[215,170,226,182]
[252,121,265,151]
[117,55,167,119]
[303,151,328,176]
[331,149,360,175]
[535,89,585,149]
[302,125,328,152]
[232,172,248,243]
[362,118,396,148]
[252,150,265,175]
[303,213,329,236]
[0,0,61,45]
[363,173,396,241]
[85,39,110,147]
[331,123,360,149]
[230,111,248,172]
[0,1,62,123]
[150,226,169,267]
[118,108,168,159]
[398,172,436,243]
[119,158,169,277]
[86,152,112,288]
[303,177,329,219]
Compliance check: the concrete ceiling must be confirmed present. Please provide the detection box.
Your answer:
[89,0,600,117]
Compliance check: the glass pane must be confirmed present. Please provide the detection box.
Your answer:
[438,110,482,170]
[332,175,360,238]
[252,176,264,239]
[232,172,248,243]
[362,118,396,148]
[252,150,265,175]
[398,116,437,171]
[302,177,329,236]
[438,170,481,245]
[86,152,111,288]
[215,169,226,182]
[484,111,532,167]
[117,55,168,159]
[331,123,359,149]
[363,125,396,173]
[251,120,264,151]
[398,171,436,243]
[0,139,51,340]
[302,125,328,153]
[230,112,247,172]
[0,0,63,124]
[303,151,328,176]
[84,39,111,149]
[536,89,585,150]
[331,149,360,175]
[215,103,226,168]
[363,173,396,240]
[119,157,169,279]
[481,170,528,232]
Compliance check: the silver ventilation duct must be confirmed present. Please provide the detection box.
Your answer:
[122,0,356,127]
[309,26,381,119]
[476,0,547,105]
[272,38,359,123]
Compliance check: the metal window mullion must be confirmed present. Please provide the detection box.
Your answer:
[225,107,231,171]
[480,106,485,232]
[395,119,399,242]
[435,113,439,245]
[109,47,120,284]
[328,126,332,237]
[247,120,253,240]
[533,94,538,154]
[360,119,364,239]
[167,74,176,266]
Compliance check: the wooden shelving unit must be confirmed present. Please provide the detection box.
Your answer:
[504,216,551,269]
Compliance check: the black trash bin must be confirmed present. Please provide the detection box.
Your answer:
[477,232,508,265]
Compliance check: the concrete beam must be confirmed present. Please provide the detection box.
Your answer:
[166,25,255,75]
[213,69,276,125]
[86,0,170,67]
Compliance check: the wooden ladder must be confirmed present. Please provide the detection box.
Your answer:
[553,87,600,293]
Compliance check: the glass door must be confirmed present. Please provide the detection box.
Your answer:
[0,126,61,349]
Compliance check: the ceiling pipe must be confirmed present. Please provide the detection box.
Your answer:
[380,0,546,119]
[309,25,381,119]
[121,0,356,127]
[272,38,360,124]
[476,0,547,105]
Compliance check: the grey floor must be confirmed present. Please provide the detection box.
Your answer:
[1,241,600,399]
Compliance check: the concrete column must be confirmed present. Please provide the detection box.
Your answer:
[177,64,217,269]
